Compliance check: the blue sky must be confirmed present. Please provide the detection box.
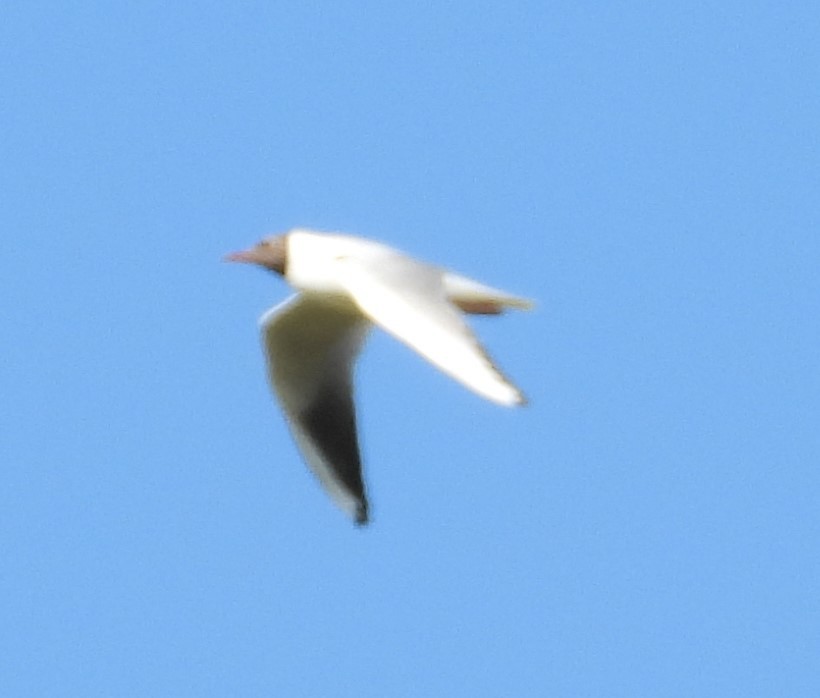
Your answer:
[2,2,819,695]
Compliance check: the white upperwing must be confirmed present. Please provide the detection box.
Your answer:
[335,249,528,406]
[260,294,372,524]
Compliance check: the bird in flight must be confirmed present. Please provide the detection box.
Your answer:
[226,229,532,525]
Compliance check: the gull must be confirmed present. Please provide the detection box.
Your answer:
[226,229,533,525]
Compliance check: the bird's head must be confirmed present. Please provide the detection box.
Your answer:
[224,234,288,276]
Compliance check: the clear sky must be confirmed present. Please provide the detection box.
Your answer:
[2,2,818,696]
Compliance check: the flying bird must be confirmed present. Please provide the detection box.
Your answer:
[226,229,532,525]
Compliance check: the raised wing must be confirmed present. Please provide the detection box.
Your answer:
[336,252,527,406]
[260,294,372,524]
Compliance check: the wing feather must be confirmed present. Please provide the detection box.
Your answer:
[260,294,371,524]
[336,253,526,406]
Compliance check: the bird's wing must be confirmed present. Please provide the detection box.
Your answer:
[442,271,535,314]
[335,251,527,406]
[260,294,372,524]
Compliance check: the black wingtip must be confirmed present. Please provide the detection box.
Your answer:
[354,501,369,527]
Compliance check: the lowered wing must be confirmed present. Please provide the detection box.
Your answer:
[260,294,372,524]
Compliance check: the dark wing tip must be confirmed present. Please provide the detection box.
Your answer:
[354,500,369,526]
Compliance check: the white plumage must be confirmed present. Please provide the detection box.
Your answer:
[227,229,533,525]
